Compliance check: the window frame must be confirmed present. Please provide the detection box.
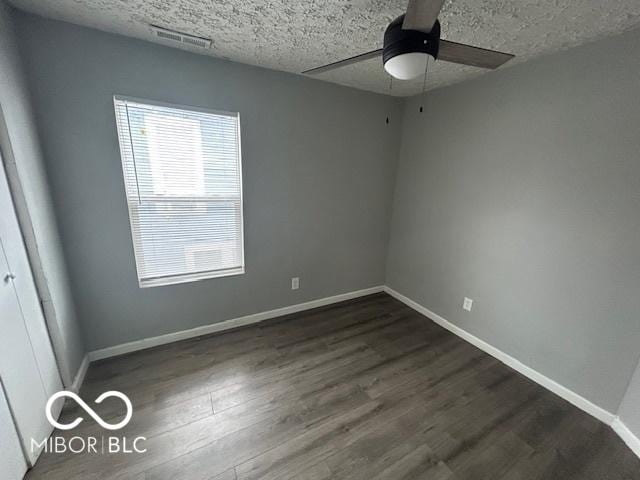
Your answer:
[113,95,245,288]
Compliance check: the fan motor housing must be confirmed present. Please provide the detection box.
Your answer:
[383,15,440,64]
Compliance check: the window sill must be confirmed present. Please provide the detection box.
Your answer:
[138,267,245,288]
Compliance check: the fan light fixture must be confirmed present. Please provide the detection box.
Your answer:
[382,15,439,81]
[301,1,515,81]
[383,52,429,80]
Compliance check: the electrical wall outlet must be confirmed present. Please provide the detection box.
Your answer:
[463,297,473,312]
[291,277,299,290]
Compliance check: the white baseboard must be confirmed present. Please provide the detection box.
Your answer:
[70,354,89,393]
[383,286,617,426]
[88,286,384,362]
[612,418,640,459]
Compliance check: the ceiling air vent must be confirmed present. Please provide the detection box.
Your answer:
[150,25,212,49]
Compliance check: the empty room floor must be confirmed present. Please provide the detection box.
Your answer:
[27,294,640,480]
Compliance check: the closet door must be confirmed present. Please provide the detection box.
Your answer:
[0,380,27,480]
[0,155,63,465]
[0,237,54,465]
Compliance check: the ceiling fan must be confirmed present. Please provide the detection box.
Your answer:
[303,0,515,81]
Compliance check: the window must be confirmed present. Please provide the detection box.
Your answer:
[113,96,244,287]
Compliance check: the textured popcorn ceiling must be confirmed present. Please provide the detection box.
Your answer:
[9,0,640,96]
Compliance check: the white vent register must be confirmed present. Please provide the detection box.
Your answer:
[114,97,244,287]
[150,25,212,49]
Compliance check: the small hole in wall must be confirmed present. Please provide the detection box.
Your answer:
[386,117,389,124]
[419,106,423,113]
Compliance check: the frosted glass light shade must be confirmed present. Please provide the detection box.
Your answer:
[384,52,429,80]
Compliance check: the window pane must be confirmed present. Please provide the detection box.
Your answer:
[114,97,244,286]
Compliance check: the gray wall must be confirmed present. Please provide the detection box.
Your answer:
[15,12,402,351]
[386,28,640,412]
[0,2,84,385]
[619,360,640,438]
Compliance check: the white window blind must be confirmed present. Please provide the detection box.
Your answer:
[113,97,244,287]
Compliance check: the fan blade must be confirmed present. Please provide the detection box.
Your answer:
[402,0,446,33]
[438,40,514,69]
[302,49,383,75]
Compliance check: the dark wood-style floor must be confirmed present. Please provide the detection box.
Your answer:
[27,293,639,480]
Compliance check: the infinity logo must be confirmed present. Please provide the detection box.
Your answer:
[45,391,133,431]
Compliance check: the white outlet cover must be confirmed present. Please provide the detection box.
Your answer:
[291,277,299,290]
[463,297,473,312]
